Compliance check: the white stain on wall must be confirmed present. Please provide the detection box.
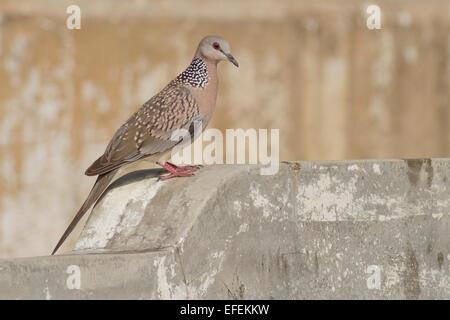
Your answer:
[74,179,163,250]
[249,182,275,218]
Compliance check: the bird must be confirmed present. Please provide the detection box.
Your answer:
[51,35,239,255]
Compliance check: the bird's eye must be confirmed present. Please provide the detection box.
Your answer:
[212,42,220,50]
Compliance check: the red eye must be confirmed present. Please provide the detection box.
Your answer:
[212,42,220,50]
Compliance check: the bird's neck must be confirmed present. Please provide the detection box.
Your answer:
[185,57,219,129]
[175,57,211,88]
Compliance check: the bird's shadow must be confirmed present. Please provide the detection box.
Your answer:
[94,168,166,207]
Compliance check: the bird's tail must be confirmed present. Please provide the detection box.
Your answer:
[51,169,119,255]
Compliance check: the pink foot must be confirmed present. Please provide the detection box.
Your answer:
[157,162,202,180]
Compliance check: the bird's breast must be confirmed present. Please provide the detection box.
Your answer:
[190,73,218,130]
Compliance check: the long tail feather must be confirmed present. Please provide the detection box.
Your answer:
[51,169,118,255]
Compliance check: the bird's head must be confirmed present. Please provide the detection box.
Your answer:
[195,35,239,67]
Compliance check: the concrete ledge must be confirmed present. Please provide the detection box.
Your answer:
[1,159,449,299]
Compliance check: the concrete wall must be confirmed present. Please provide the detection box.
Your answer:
[0,0,449,258]
[0,160,449,299]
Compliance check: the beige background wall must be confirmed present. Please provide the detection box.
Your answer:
[0,0,449,258]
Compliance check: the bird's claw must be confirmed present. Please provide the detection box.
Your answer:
[157,162,202,181]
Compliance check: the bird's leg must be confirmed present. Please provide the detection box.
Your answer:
[157,162,202,180]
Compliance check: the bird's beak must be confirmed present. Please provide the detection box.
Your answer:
[225,53,239,67]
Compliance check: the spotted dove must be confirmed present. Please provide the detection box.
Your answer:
[52,35,238,255]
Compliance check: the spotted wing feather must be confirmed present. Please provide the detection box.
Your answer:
[85,85,201,176]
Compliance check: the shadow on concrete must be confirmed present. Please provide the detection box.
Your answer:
[94,168,166,207]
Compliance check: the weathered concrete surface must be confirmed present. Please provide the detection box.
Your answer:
[0,159,449,299]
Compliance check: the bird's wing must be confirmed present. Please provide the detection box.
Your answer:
[85,85,201,176]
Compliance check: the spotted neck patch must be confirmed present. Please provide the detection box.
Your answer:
[175,58,209,88]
